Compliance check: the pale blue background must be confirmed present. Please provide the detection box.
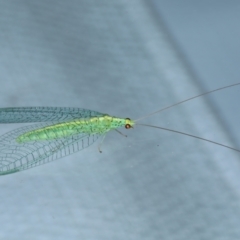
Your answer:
[152,0,240,147]
[0,1,240,239]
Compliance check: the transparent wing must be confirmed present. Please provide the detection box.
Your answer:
[0,107,105,123]
[0,122,101,175]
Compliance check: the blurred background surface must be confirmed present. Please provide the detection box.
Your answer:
[0,1,240,239]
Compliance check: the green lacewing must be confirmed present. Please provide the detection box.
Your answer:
[0,83,239,175]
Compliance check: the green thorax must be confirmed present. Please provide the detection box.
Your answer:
[16,115,134,143]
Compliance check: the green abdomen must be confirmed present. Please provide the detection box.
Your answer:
[16,115,127,143]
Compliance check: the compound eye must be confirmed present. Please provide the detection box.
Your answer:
[125,118,132,129]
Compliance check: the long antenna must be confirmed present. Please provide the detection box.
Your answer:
[135,82,240,122]
[137,123,240,153]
